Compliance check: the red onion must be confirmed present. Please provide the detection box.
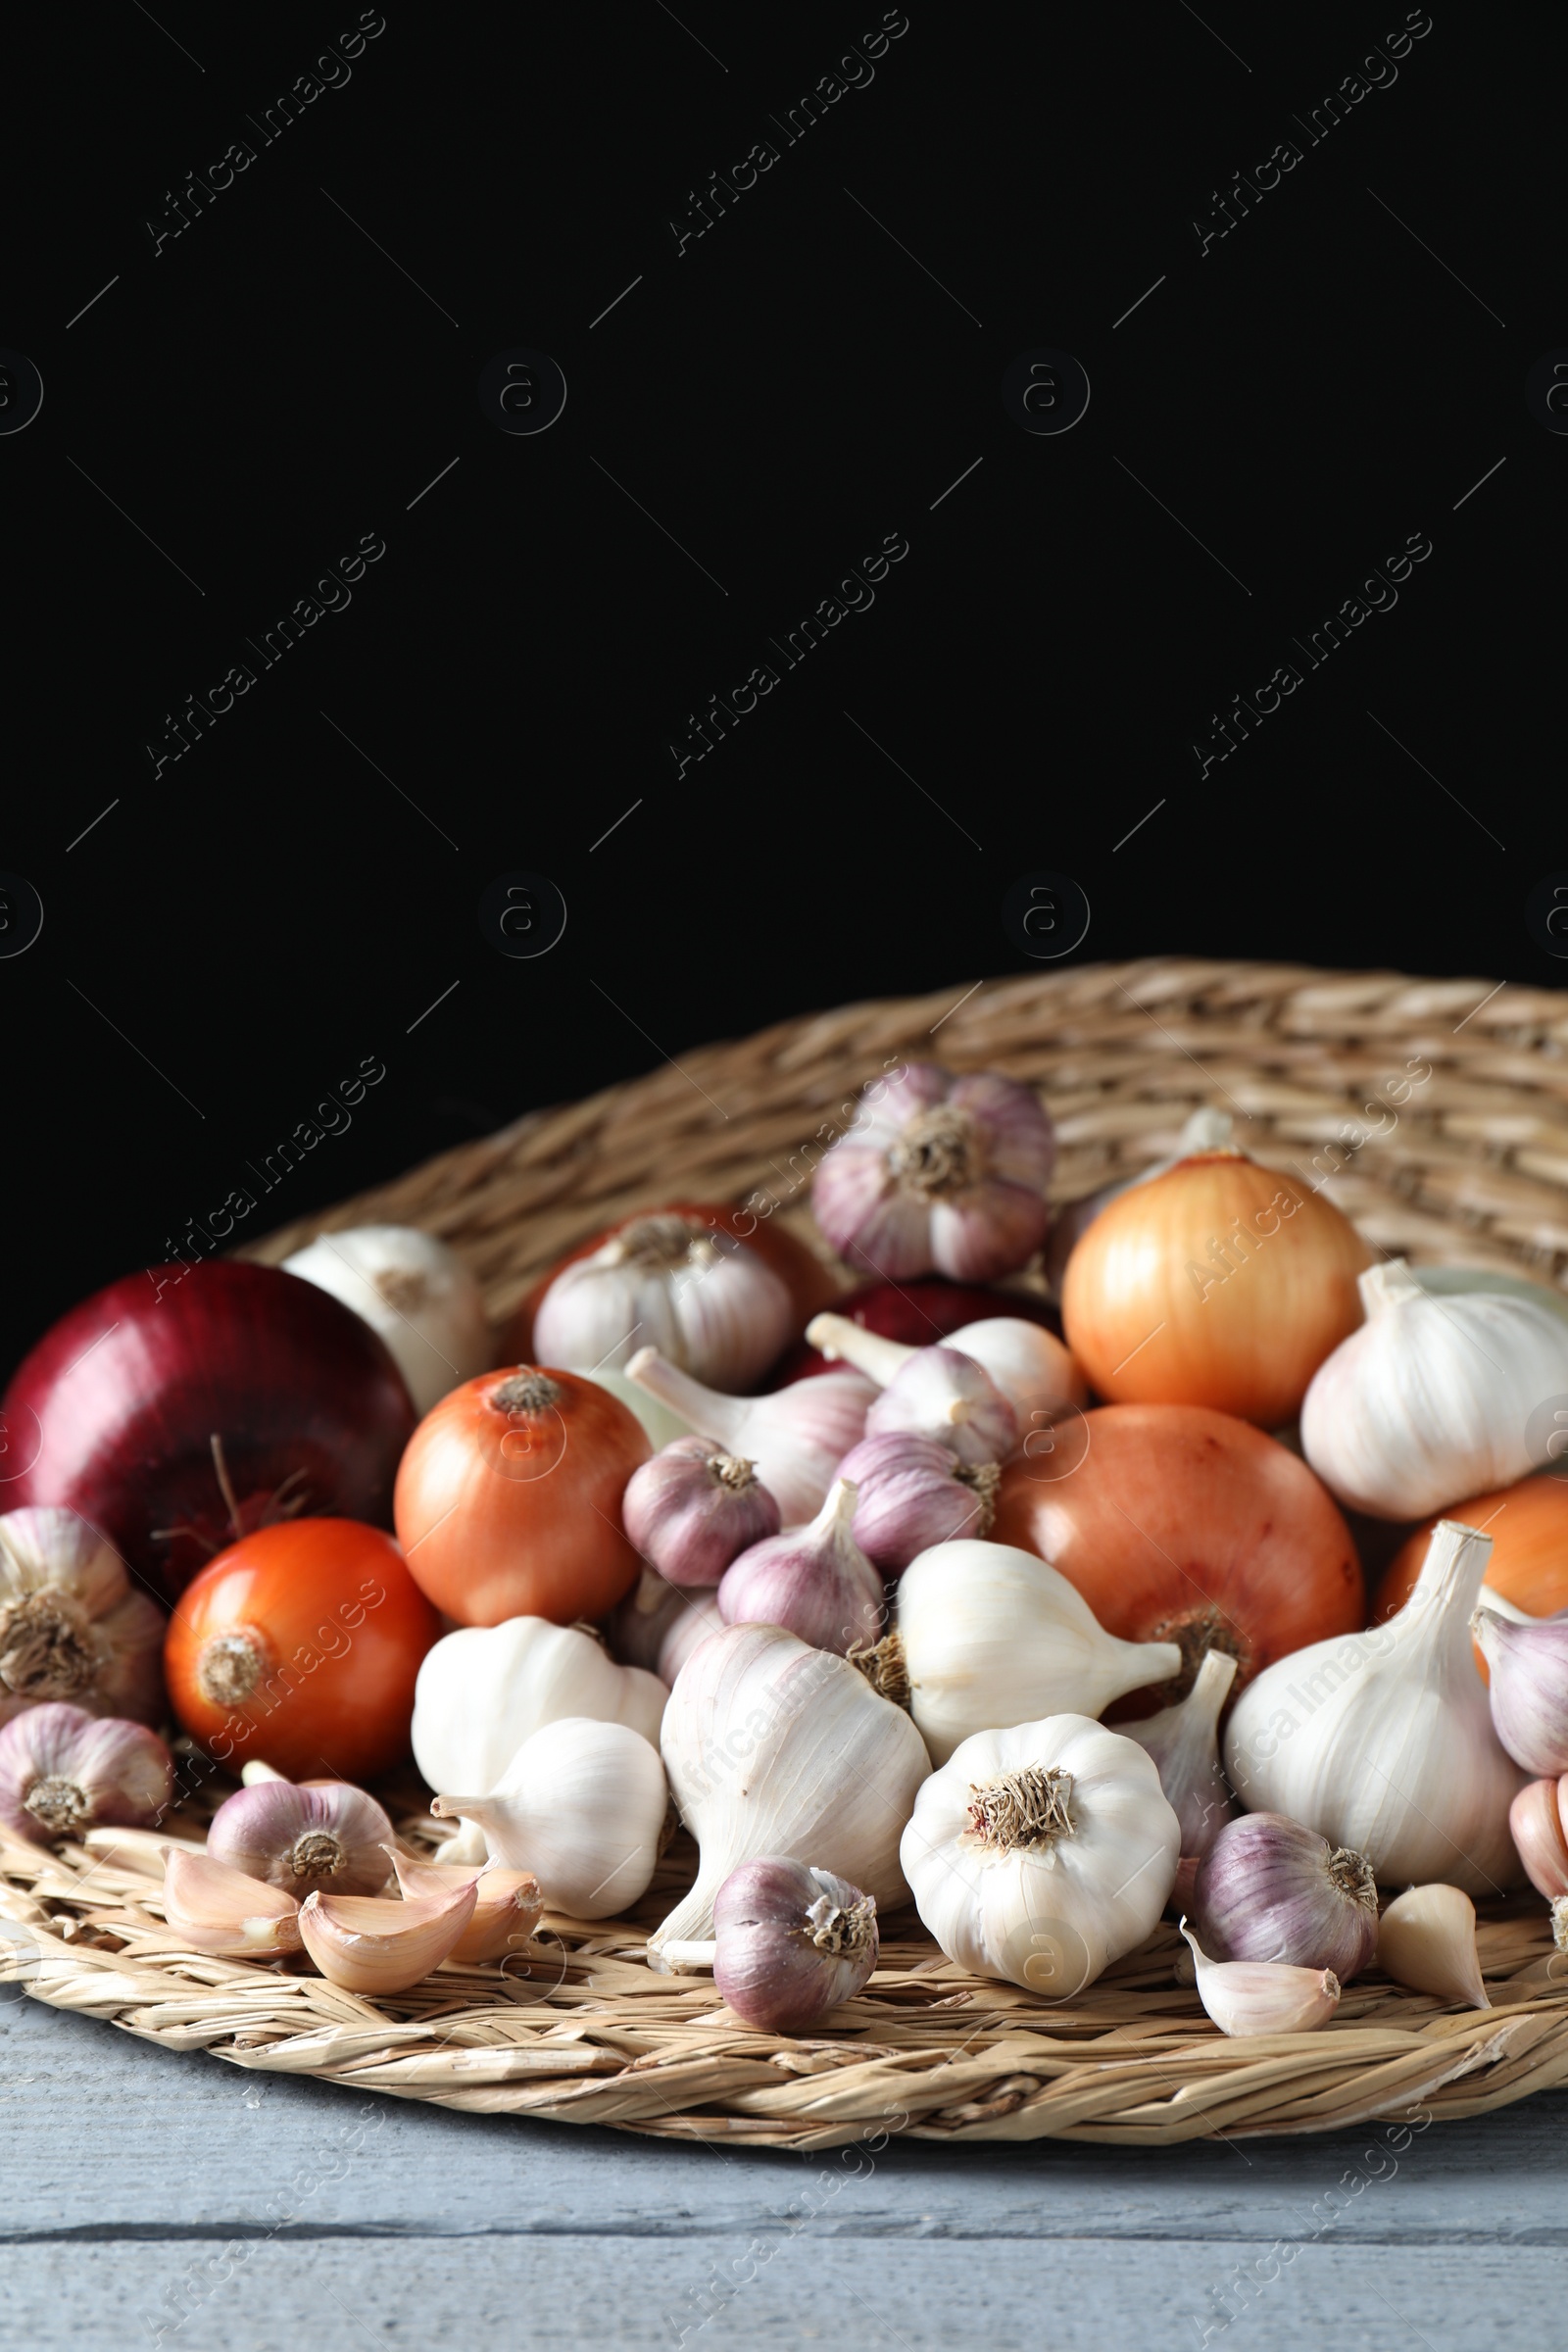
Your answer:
[835,1432,1000,1576]
[774,1279,1060,1384]
[2,1263,416,1603]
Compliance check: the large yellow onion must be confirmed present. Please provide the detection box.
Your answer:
[1060,1151,1370,1426]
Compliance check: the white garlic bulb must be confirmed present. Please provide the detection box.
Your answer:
[1300,1259,1568,1519]
[900,1715,1179,1995]
[533,1214,792,1390]
[1225,1520,1525,1895]
[895,1540,1183,1767]
[807,1310,1085,1437]
[432,1715,668,1920]
[282,1224,493,1415]
[0,1507,166,1729]
[412,1617,666,1856]
[650,1622,930,1967]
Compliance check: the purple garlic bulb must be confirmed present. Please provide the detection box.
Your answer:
[713,1856,879,2031]
[717,1479,887,1657]
[621,1438,781,1589]
[835,1431,1001,1576]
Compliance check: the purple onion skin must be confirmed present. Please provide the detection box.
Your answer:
[1193,1811,1379,1981]
[621,1438,781,1588]
[835,1432,992,1576]
[712,1857,879,2032]
[716,1522,885,1657]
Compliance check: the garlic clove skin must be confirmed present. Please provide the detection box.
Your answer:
[1192,1811,1379,1981]
[1224,1519,1526,1897]
[1301,1259,1568,1521]
[607,1570,725,1690]
[717,1479,887,1658]
[431,1715,668,1920]
[1376,1883,1489,2008]
[1473,1606,1568,1776]
[298,1878,477,1993]
[411,1616,667,1835]
[205,1778,396,1898]
[835,1432,1002,1577]
[896,1540,1184,1768]
[0,1700,172,1848]
[710,1857,879,2033]
[387,1849,544,1963]
[1180,1920,1341,2036]
[625,1348,874,1526]
[811,1063,1054,1284]
[282,1225,494,1417]
[621,1439,782,1588]
[533,1215,793,1392]
[863,1346,1019,1468]
[1508,1776,1568,1898]
[651,1623,931,1965]
[0,1505,166,1730]
[1122,1648,1239,1864]
[901,1716,1180,1993]
[161,1847,304,1958]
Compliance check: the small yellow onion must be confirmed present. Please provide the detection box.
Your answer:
[1060,1150,1371,1426]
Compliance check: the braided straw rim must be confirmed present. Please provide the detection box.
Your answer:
[6,956,1568,2146]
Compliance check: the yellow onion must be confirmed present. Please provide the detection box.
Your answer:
[1060,1151,1370,1426]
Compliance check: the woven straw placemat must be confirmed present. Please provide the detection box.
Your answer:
[5,956,1568,2146]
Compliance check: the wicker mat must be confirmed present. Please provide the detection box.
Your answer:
[6,956,1568,2146]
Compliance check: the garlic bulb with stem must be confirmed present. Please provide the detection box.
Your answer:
[1376,1884,1489,2008]
[388,1848,544,1964]
[1122,1648,1238,1863]
[1301,1259,1568,1519]
[282,1224,493,1416]
[901,1715,1179,1994]
[896,1539,1184,1768]
[298,1876,477,1994]
[834,1432,1002,1576]
[625,1348,874,1526]
[811,1062,1054,1282]
[1192,1812,1379,1980]
[160,1847,305,1958]
[621,1439,781,1588]
[608,1570,725,1689]
[807,1312,1085,1444]
[650,1622,930,1968]
[1473,1606,1568,1775]
[432,1714,668,1920]
[533,1214,793,1390]
[1508,1775,1568,1898]
[0,1701,172,1848]
[1179,1920,1341,2036]
[205,1777,395,1897]
[717,1479,886,1658]
[0,1506,166,1729]
[862,1345,1018,1467]
[692,1859,879,2030]
[1225,1520,1526,1895]
[411,1615,666,1857]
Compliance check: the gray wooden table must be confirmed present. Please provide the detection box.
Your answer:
[5,1988,1561,2350]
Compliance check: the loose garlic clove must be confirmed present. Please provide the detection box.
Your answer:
[206,1777,396,1897]
[1474,1606,1568,1776]
[0,1701,173,1848]
[1179,1920,1341,2037]
[1376,1884,1489,2008]
[161,1847,304,1957]
[1508,1775,1568,1898]
[298,1879,477,1993]
[387,1847,544,1963]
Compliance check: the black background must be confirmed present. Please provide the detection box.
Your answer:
[3,3,1559,1379]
